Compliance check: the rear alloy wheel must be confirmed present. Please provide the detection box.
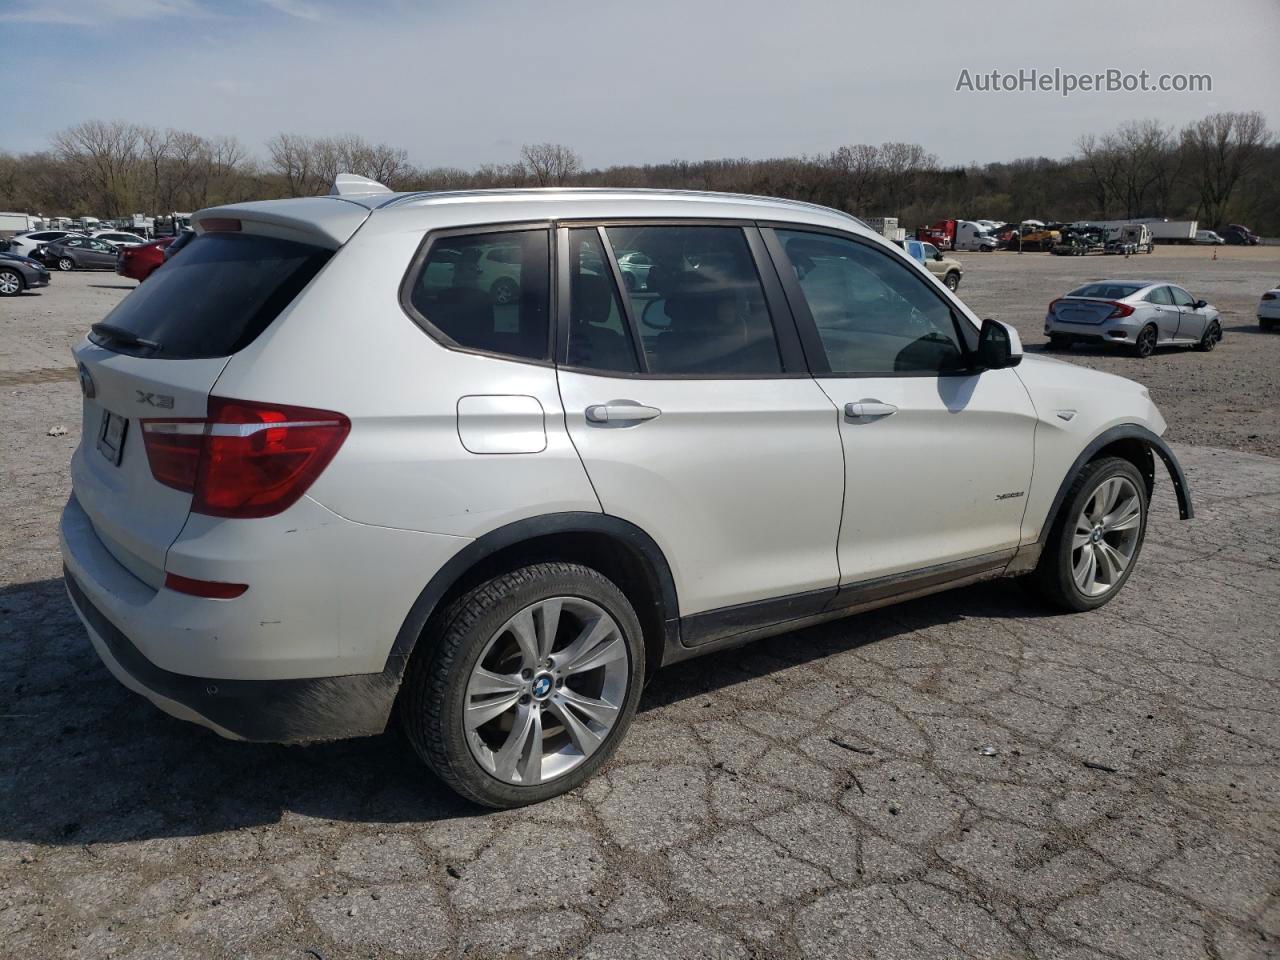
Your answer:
[1030,456,1148,611]
[1196,321,1222,352]
[0,269,22,297]
[1133,324,1158,358]
[944,272,960,292]
[401,562,644,808]
[57,257,75,272]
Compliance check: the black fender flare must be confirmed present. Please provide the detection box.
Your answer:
[382,512,680,679]
[1038,424,1193,547]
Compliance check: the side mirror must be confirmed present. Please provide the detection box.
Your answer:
[933,252,944,261]
[976,318,1023,370]
[1194,299,1207,309]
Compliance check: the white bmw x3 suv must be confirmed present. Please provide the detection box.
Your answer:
[61,178,1193,808]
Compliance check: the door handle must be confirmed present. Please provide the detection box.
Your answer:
[585,402,661,424]
[845,401,898,419]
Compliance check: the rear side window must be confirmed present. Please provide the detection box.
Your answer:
[90,232,331,359]
[566,229,639,373]
[1144,286,1172,305]
[406,229,550,362]
[602,225,782,375]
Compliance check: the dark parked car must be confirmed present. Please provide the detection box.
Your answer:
[1220,224,1260,246]
[0,251,52,296]
[117,236,176,283]
[39,235,119,271]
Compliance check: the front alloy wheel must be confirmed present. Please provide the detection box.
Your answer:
[1030,456,1148,611]
[1196,321,1222,352]
[0,270,21,296]
[1069,476,1142,597]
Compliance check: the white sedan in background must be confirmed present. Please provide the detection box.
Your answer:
[1260,284,1280,331]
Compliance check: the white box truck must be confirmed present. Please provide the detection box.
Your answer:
[0,212,43,236]
[955,220,998,251]
[1086,218,1197,244]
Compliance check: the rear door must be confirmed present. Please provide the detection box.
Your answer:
[70,227,335,588]
[764,226,1036,584]
[555,222,844,624]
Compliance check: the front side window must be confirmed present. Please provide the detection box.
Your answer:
[775,230,969,375]
[922,243,941,260]
[408,229,550,361]
[1168,286,1195,307]
[602,225,782,375]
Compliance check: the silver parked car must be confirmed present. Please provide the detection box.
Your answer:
[1044,280,1222,358]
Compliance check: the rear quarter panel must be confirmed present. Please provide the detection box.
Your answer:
[209,217,601,540]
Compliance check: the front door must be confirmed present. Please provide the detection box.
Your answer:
[555,223,845,620]
[1168,285,1207,340]
[765,227,1037,585]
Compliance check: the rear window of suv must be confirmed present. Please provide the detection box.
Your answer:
[89,232,331,359]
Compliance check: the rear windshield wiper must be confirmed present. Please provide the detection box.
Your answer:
[91,322,162,352]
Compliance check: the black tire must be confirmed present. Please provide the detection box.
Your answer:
[1132,324,1158,358]
[489,276,519,305]
[57,257,75,272]
[0,269,23,297]
[1046,335,1071,351]
[400,562,645,808]
[1261,318,1277,332]
[944,272,961,292]
[1195,321,1221,352]
[1029,456,1148,612]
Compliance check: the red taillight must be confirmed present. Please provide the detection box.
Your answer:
[164,572,248,599]
[141,398,349,519]
[1105,301,1135,319]
[1047,298,1064,314]
[141,420,205,491]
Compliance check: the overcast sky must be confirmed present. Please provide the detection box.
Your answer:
[4,0,1277,169]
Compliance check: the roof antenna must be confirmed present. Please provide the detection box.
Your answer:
[329,173,392,196]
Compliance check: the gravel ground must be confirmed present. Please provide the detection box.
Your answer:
[957,244,1280,458]
[1,263,1278,959]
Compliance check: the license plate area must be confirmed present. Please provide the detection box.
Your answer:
[96,410,128,466]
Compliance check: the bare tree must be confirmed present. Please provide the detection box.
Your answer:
[51,120,143,216]
[1181,111,1271,228]
[520,143,581,186]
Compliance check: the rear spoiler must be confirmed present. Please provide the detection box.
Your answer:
[192,195,375,249]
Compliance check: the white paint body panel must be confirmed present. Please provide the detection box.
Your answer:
[817,370,1037,582]
[557,369,844,615]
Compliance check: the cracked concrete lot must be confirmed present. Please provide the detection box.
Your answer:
[2,261,1278,959]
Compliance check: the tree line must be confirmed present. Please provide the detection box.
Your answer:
[0,111,1274,234]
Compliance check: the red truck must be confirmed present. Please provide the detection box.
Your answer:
[915,219,957,250]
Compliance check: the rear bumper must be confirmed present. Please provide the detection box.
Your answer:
[64,566,398,742]
[59,491,471,742]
